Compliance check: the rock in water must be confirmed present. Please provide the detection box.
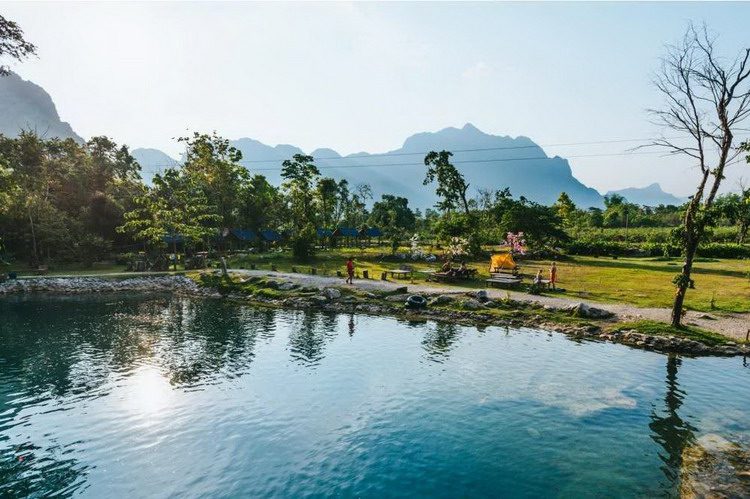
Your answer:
[680,434,750,498]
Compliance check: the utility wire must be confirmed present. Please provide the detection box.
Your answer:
[250,150,668,172]
[143,135,696,169]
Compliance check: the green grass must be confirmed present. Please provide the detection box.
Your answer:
[609,320,739,346]
[226,248,750,313]
[8,244,749,315]
[520,256,750,313]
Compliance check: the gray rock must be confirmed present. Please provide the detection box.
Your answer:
[385,294,409,302]
[277,282,297,291]
[323,288,342,300]
[460,298,483,310]
[680,434,750,498]
[312,295,329,305]
[568,302,614,319]
[429,294,455,305]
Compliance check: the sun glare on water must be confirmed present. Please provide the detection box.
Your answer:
[120,366,175,418]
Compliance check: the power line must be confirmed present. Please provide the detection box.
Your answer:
[143,135,697,169]
[250,150,668,172]
[233,136,680,165]
[141,134,748,171]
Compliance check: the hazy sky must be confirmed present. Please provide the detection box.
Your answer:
[3,1,750,195]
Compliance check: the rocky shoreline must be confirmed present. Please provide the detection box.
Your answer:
[2,274,748,357]
[0,276,200,295]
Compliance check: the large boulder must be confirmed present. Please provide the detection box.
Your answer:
[460,298,483,310]
[466,290,489,302]
[385,293,410,302]
[568,302,614,319]
[429,294,455,306]
[277,282,297,291]
[323,288,342,300]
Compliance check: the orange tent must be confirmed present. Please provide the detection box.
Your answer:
[489,253,517,273]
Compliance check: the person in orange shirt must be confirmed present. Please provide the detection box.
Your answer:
[346,257,355,285]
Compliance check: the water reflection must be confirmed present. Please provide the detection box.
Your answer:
[421,322,462,361]
[0,296,275,395]
[1,295,749,497]
[649,354,697,488]
[287,311,339,366]
[0,440,89,497]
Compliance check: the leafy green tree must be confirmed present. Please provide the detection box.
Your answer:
[553,192,577,226]
[369,195,416,231]
[179,132,247,229]
[118,168,220,268]
[315,177,339,228]
[423,150,470,214]
[0,132,142,265]
[586,207,604,228]
[281,154,320,258]
[237,174,283,230]
[0,14,37,75]
[714,189,750,243]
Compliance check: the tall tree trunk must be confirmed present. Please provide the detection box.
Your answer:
[671,238,698,326]
[173,240,178,271]
[27,205,39,266]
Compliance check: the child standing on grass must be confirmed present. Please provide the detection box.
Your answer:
[550,262,557,290]
[346,257,354,285]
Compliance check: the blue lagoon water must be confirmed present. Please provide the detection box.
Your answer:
[1,294,748,497]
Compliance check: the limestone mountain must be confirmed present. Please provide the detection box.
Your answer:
[131,148,181,184]
[0,72,82,142]
[133,124,607,208]
[605,183,686,207]
[222,123,606,209]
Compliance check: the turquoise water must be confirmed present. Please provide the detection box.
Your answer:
[1,295,748,498]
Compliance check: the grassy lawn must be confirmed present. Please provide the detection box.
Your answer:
[6,246,748,314]
[227,247,750,313]
[521,256,750,313]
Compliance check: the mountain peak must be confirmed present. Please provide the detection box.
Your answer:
[0,72,83,142]
[606,183,685,206]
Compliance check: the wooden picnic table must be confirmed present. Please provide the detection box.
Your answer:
[428,268,478,282]
[388,269,413,279]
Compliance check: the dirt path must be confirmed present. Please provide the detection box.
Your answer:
[234,270,750,341]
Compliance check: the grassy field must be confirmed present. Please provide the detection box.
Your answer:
[7,246,749,313]
[225,247,750,313]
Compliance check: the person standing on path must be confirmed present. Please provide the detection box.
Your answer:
[550,261,557,290]
[346,257,355,285]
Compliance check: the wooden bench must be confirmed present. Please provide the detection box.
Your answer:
[486,275,522,288]
[388,269,412,279]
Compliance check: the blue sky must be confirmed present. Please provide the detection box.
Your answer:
[3,1,749,195]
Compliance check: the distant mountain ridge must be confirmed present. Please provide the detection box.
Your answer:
[0,73,688,209]
[135,123,606,208]
[606,183,686,206]
[0,72,82,142]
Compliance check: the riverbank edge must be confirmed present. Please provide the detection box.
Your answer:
[1,274,747,357]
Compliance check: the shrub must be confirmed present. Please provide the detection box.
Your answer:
[696,243,750,259]
[289,224,317,260]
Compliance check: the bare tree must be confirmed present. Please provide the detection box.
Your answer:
[650,24,750,326]
[0,14,37,75]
